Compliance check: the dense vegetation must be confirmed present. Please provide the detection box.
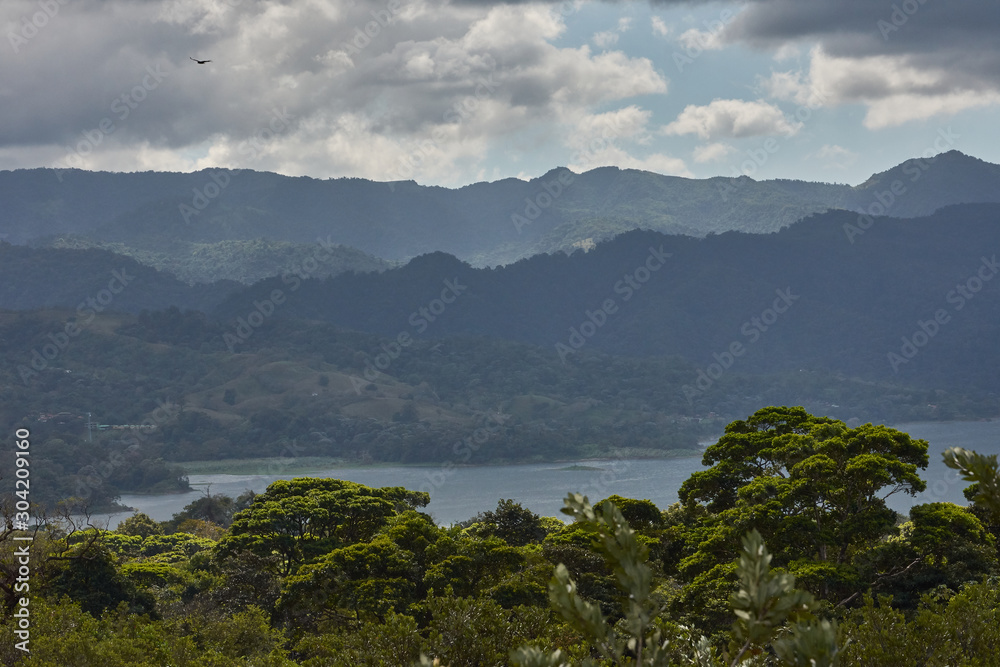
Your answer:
[2,304,982,510]
[4,151,1000,266]
[41,237,394,286]
[6,199,1000,402]
[2,407,998,665]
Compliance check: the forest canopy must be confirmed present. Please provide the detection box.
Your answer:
[2,407,999,665]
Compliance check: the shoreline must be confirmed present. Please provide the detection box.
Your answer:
[175,448,707,477]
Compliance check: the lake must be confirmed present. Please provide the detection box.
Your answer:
[89,420,1000,527]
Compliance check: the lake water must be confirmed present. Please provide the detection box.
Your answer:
[90,420,1000,527]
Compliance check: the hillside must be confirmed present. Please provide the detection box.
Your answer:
[215,202,1000,395]
[42,236,396,285]
[3,151,999,271]
[3,306,980,509]
[0,242,239,312]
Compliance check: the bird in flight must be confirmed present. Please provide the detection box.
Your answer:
[189,57,211,64]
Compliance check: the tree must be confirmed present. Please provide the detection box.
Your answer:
[118,512,163,539]
[162,491,236,532]
[215,478,429,575]
[471,499,547,547]
[676,407,928,602]
[943,445,1000,522]
[511,493,841,666]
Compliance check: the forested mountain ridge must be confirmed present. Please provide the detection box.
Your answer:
[217,202,1000,394]
[3,150,999,270]
[4,200,1000,401]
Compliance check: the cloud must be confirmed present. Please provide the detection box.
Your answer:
[593,16,632,49]
[814,144,857,169]
[568,144,691,177]
[763,46,1000,128]
[593,30,620,48]
[562,104,689,176]
[692,142,736,163]
[663,99,800,139]
[651,16,671,37]
[716,1,1000,126]
[677,27,725,51]
[567,105,656,154]
[0,0,669,186]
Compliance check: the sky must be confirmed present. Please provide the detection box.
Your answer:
[3,0,1000,188]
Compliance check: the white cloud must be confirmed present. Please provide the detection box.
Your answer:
[692,142,737,163]
[593,16,632,49]
[0,0,671,186]
[677,28,725,52]
[568,106,655,150]
[568,143,691,177]
[651,16,671,38]
[814,144,857,169]
[772,43,800,62]
[593,30,620,48]
[763,46,1000,128]
[663,99,801,140]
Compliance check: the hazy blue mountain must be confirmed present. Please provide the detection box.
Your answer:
[215,202,1000,394]
[40,236,396,285]
[3,150,999,269]
[0,242,239,313]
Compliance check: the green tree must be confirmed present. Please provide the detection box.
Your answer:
[943,445,1000,521]
[511,493,841,666]
[215,478,429,575]
[472,499,547,547]
[279,535,420,626]
[854,502,997,609]
[118,512,163,539]
[676,406,928,603]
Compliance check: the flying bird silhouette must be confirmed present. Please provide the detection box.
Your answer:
[189,57,211,64]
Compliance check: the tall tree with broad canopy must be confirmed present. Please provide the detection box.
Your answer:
[676,406,928,602]
[214,478,429,576]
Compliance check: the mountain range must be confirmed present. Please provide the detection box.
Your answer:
[4,150,1000,274]
[3,150,999,474]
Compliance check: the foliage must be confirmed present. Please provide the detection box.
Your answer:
[118,513,163,539]
[512,494,842,666]
[216,478,429,575]
[1,415,999,667]
[943,446,1000,520]
[675,407,928,610]
[469,499,548,547]
[840,582,1000,666]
